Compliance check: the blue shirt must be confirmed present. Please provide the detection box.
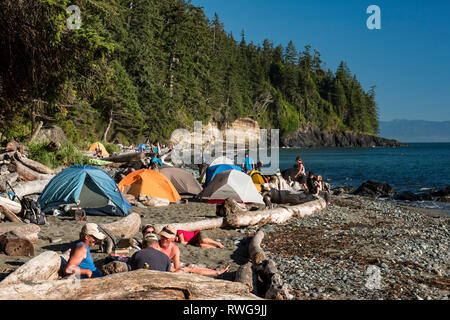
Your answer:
[244,156,253,171]
[71,242,103,278]
[151,157,163,166]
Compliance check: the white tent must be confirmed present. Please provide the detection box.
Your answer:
[209,156,235,167]
[198,170,264,204]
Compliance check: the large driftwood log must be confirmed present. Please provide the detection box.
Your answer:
[0,172,19,191]
[14,152,54,174]
[0,204,22,222]
[248,230,267,265]
[255,259,291,300]
[11,180,51,198]
[0,151,15,161]
[0,269,262,300]
[0,223,40,243]
[1,250,70,284]
[0,196,21,214]
[0,232,35,257]
[99,211,141,239]
[9,160,54,181]
[154,217,224,233]
[234,262,255,293]
[224,198,327,228]
[103,152,145,163]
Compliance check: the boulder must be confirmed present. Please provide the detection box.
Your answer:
[353,180,396,198]
[34,126,68,145]
[332,186,355,196]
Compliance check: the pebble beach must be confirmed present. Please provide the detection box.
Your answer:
[1,191,448,300]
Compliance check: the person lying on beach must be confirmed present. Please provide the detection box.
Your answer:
[158,225,229,276]
[64,223,105,279]
[129,233,171,272]
[173,227,225,249]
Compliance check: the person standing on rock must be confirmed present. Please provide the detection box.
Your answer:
[293,156,307,190]
[242,152,255,173]
[64,223,106,279]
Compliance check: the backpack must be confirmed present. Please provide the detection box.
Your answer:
[20,197,46,225]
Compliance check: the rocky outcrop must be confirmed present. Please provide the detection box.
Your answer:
[281,126,406,148]
[33,125,68,144]
[353,180,397,198]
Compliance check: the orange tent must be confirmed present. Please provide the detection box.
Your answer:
[117,169,181,203]
[89,142,109,156]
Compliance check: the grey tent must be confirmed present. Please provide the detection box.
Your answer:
[159,167,203,195]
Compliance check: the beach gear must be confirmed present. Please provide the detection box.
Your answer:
[248,170,267,193]
[118,169,181,203]
[38,165,132,216]
[137,143,147,152]
[198,170,264,204]
[204,164,242,186]
[88,142,109,156]
[209,156,235,167]
[159,167,203,195]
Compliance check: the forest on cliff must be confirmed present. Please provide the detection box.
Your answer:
[0,0,379,145]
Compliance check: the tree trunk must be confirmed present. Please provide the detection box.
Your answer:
[0,223,40,243]
[1,250,70,284]
[99,211,141,239]
[10,180,51,198]
[0,269,262,300]
[224,198,326,228]
[102,108,113,143]
[30,121,43,142]
[0,204,22,223]
[0,196,21,214]
[248,230,266,265]
[153,217,224,233]
[14,152,54,174]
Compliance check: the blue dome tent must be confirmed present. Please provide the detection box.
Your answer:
[204,164,242,186]
[38,165,132,216]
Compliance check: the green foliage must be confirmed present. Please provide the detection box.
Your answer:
[26,141,90,169]
[1,0,380,144]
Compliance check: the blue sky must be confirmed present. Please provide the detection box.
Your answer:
[191,0,450,122]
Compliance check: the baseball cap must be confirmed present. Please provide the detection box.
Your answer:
[82,223,105,240]
[144,233,159,241]
[159,225,177,239]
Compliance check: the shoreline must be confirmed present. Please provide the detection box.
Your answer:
[1,192,449,300]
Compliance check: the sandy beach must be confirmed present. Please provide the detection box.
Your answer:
[1,192,449,300]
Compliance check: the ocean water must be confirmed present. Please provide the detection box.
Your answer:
[276,143,450,214]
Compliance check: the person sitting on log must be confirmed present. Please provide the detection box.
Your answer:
[315,174,331,204]
[172,226,225,249]
[129,233,171,272]
[158,225,229,276]
[306,171,320,198]
[64,223,105,279]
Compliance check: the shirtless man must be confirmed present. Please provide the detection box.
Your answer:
[158,225,229,276]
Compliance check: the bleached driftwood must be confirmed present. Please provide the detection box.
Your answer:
[0,204,22,222]
[0,269,262,300]
[255,259,290,300]
[103,152,145,163]
[224,198,327,228]
[1,250,70,284]
[0,151,15,161]
[99,211,141,239]
[0,223,40,243]
[0,232,35,256]
[14,152,54,175]
[11,180,51,198]
[0,196,21,214]
[248,230,267,265]
[0,172,19,190]
[154,217,224,233]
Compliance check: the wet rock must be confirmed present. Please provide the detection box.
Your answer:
[353,180,397,198]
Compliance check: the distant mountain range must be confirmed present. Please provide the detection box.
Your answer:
[379,120,450,142]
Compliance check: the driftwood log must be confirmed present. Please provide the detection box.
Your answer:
[103,152,145,163]
[255,259,290,300]
[99,211,141,239]
[248,230,267,265]
[1,250,70,285]
[224,198,327,228]
[0,232,35,257]
[0,204,22,222]
[234,262,255,293]
[0,151,15,161]
[0,269,262,300]
[0,196,22,214]
[0,222,40,243]
[8,160,54,182]
[14,152,54,175]
[11,179,51,198]
[5,141,20,152]
[0,172,19,191]
[154,217,224,233]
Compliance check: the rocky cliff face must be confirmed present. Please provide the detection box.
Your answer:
[280,126,406,148]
